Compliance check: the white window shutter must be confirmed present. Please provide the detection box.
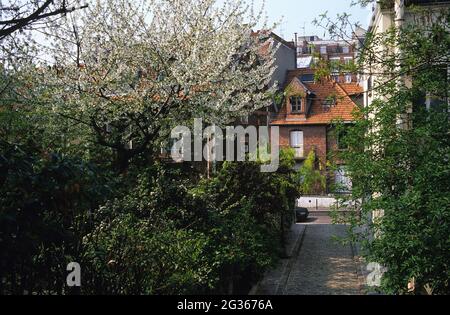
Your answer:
[290,131,304,158]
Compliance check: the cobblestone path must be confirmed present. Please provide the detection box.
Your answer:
[255,223,363,295]
[282,224,362,295]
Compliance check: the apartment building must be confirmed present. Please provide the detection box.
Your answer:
[295,27,366,84]
[362,0,450,110]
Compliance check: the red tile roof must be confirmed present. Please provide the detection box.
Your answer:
[271,74,360,125]
[339,83,364,95]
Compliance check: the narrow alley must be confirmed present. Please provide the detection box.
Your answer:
[255,216,363,295]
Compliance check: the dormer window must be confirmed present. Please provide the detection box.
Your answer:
[290,96,303,113]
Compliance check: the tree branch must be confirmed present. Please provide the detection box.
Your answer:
[0,1,88,39]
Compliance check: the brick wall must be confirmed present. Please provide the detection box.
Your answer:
[277,125,347,195]
[278,125,328,166]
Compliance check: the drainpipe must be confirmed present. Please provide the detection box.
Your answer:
[395,0,405,30]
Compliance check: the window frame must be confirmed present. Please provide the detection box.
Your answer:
[335,165,352,193]
[336,128,349,151]
[331,72,340,82]
[329,57,341,71]
[290,96,303,113]
[344,57,353,65]
[290,130,304,158]
[345,73,352,83]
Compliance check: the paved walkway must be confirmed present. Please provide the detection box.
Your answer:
[255,221,363,295]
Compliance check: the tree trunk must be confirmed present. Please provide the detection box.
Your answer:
[115,148,130,174]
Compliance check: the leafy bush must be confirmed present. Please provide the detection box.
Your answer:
[189,156,299,293]
[78,158,299,295]
[295,150,326,195]
[1,103,300,295]
[82,211,213,295]
[0,140,109,294]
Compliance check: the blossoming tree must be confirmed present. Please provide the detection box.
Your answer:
[35,0,277,172]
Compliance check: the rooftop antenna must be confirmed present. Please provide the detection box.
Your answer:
[300,22,306,38]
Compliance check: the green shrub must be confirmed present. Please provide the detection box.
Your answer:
[0,140,108,294]
[82,211,213,295]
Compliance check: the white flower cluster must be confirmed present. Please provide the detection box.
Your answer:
[38,0,278,131]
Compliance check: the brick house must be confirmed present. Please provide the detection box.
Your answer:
[270,69,363,194]
[161,31,364,194]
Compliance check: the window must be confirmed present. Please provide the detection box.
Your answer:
[423,92,449,112]
[335,166,352,193]
[344,57,353,65]
[300,74,314,82]
[297,56,313,68]
[427,66,449,111]
[412,65,449,113]
[331,72,339,82]
[290,96,303,113]
[337,128,349,150]
[330,57,340,71]
[345,74,352,83]
[342,46,350,54]
[290,131,304,158]
[320,46,327,54]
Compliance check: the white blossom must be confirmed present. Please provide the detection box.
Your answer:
[39,0,278,127]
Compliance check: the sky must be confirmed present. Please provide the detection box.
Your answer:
[248,0,373,41]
